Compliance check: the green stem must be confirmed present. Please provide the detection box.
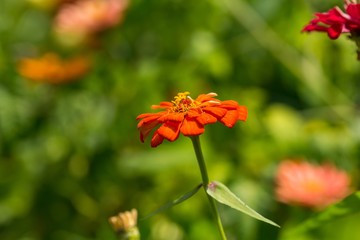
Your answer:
[190,136,227,240]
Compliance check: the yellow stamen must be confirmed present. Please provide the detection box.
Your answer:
[171,92,198,113]
[172,92,190,104]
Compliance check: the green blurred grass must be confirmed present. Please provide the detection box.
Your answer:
[0,0,360,239]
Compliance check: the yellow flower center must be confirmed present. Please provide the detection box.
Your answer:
[171,92,198,113]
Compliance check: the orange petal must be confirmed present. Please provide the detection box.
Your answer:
[151,131,165,147]
[196,112,217,125]
[152,101,173,109]
[196,94,213,103]
[139,119,160,142]
[237,106,248,121]
[187,109,201,118]
[220,100,239,109]
[136,113,157,121]
[220,109,239,127]
[157,121,181,141]
[196,93,219,103]
[137,113,161,128]
[203,107,227,118]
[158,112,184,122]
[180,118,204,136]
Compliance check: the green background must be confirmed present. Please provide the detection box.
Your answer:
[0,0,359,239]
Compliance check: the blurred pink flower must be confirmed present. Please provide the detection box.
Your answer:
[54,0,128,45]
[275,160,351,209]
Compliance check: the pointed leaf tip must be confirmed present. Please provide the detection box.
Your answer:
[206,181,280,228]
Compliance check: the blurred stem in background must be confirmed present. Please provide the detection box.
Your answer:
[190,136,228,240]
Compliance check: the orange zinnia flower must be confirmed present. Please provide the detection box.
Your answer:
[275,160,351,209]
[136,92,248,147]
[17,53,90,84]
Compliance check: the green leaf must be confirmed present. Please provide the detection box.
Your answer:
[141,183,203,220]
[206,181,280,227]
[285,191,360,236]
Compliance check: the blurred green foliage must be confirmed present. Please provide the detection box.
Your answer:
[0,0,360,239]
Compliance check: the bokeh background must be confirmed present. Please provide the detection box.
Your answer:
[1,0,360,239]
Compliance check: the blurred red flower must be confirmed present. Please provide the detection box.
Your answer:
[136,92,247,147]
[275,160,351,209]
[302,0,360,39]
[18,53,90,84]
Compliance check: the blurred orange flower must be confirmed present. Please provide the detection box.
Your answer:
[18,53,90,84]
[136,92,247,147]
[54,0,128,45]
[275,160,351,209]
